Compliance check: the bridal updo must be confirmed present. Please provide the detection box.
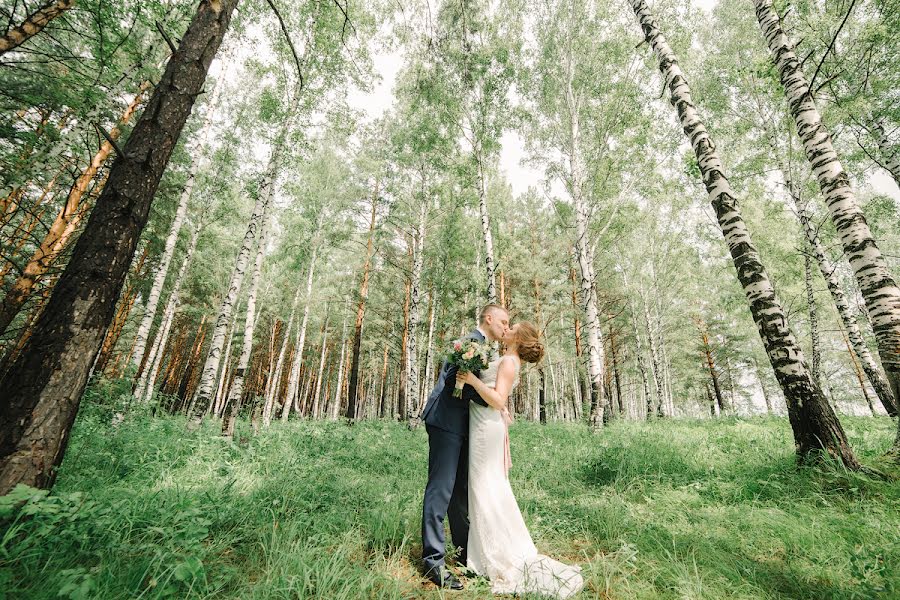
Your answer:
[515,322,544,364]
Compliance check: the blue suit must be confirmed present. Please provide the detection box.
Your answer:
[420,328,490,575]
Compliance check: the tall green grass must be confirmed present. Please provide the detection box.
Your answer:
[2,392,898,599]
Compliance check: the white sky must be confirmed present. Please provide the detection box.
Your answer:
[343,0,900,203]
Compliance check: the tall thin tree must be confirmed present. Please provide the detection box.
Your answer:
[755,0,900,406]
[630,0,860,468]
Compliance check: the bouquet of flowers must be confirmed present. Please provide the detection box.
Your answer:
[447,339,491,398]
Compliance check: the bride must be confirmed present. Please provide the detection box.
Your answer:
[455,322,584,599]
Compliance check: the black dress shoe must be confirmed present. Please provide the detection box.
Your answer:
[425,567,464,590]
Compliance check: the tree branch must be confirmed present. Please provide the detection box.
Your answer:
[155,21,176,55]
[809,0,857,93]
[264,0,304,93]
[331,0,357,44]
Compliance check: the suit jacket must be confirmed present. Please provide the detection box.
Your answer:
[421,328,490,436]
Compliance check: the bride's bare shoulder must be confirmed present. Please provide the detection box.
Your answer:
[498,356,519,375]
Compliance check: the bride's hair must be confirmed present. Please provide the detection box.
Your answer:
[515,322,544,364]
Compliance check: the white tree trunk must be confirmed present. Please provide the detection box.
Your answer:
[755,0,900,404]
[632,0,859,467]
[262,292,300,426]
[476,157,497,304]
[800,209,897,415]
[137,293,176,404]
[330,313,348,420]
[193,150,277,415]
[766,112,899,416]
[622,270,652,419]
[221,192,272,436]
[639,281,664,418]
[311,324,329,420]
[421,290,437,411]
[136,222,202,402]
[406,200,427,427]
[280,242,320,422]
[803,238,822,387]
[561,38,605,427]
[130,176,193,373]
[212,318,235,416]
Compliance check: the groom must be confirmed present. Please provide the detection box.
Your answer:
[419,304,509,589]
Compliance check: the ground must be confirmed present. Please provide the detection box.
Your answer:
[2,387,898,599]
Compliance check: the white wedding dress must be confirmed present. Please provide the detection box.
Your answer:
[468,356,584,598]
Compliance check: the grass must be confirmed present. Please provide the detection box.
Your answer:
[2,390,899,599]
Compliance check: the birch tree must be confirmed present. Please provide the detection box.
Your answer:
[433,0,515,304]
[522,0,645,425]
[136,222,202,403]
[630,0,860,468]
[221,184,273,434]
[755,0,900,407]
[193,141,280,417]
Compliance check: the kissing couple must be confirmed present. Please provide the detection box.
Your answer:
[419,304,584,598]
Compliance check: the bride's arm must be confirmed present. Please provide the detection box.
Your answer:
[456,360,516,411]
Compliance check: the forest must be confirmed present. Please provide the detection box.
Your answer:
[0,0,898,598]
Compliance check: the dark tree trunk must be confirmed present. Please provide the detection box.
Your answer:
[397,280,410,421]
[538,367,546,424]
[0,0,238,494]
[378,343,388,419]
[610,327,624,415]
[177,315,208,410]
[697,322,726,416]
[346,180,378,421]
[706,383,716,418]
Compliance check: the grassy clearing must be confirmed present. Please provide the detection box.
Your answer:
[2,391,899,599]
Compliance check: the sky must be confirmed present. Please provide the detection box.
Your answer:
[343,0,900,204]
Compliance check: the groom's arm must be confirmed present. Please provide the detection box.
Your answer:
[462,382,489,407]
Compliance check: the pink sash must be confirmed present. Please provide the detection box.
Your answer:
[502,408,513,477]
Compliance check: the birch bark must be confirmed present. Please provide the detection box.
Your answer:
[755,0,900,407]
[562,34,604,427]
[803,241,822,387]
[311,319,329,420]
[141,222,201,404]
[631,0,859,467]
[280,234,321,421]
[475,153,497,303]
[420,290,437,413]
[222,189,272,436]
[330,313,348,420]
[406,199,427,427]
[762,122,898,415]
[193,145,278,416]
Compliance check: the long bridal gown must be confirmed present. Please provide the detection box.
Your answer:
[467,356,584,598]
